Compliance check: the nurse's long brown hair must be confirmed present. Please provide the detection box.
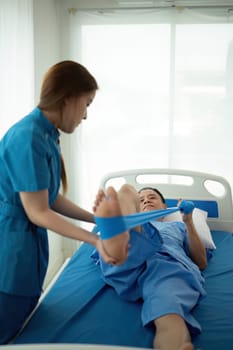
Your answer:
[38,60,98,194]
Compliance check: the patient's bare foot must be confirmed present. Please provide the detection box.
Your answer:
[180,343,194,350]
[94,187,130,264]
[93,187,121,217]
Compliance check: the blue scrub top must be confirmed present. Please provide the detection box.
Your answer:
[0,107,61,296]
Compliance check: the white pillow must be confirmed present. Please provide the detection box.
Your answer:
[164,208,216,250]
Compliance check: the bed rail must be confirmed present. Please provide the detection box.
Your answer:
[100,168,233,232]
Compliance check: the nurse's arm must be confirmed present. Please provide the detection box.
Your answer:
[19,190,118,265]
[20,190,96,242]
[52,193,94,223]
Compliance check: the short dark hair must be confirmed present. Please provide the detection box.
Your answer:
[138,187,166,204]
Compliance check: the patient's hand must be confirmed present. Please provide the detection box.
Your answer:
[178,199,194,225]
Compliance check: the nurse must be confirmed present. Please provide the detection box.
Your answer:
[0,60,116,344]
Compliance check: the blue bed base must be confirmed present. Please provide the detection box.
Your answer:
[14,231,233,350]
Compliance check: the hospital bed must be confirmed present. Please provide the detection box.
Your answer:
[4,169,233,350]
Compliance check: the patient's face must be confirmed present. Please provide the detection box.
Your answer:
[139,189,166,212]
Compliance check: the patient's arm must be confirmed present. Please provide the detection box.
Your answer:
[183,213,207,270]
[177,199,207,270]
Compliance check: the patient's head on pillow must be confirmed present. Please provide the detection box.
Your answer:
[138,187,166,203]
[139,187,166,213]
[164,208,216,250]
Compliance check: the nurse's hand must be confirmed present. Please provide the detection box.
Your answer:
[95,237,127,265]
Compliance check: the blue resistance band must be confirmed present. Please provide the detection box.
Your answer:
[94,200,195,240]
[94,207,179,240]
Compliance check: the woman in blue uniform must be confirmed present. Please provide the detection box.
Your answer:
[0,60,117,344]
[93,185,208,350]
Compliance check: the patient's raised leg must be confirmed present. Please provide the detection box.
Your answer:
[153,314,194,350]
[93,184,140,264]
[180,343,194,350]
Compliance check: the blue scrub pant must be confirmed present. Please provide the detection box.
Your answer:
[0,291,38,344]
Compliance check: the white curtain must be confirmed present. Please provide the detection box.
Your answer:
[0,0,34,138]
[64,6,233,212]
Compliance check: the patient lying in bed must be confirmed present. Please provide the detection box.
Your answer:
[93,184,208,350]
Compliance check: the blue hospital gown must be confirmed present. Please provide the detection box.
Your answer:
[94,220,206,336]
